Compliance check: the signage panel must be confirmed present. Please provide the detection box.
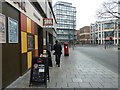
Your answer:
[0,13,6,43]
[8,17,18,43]
[43,18,53,26]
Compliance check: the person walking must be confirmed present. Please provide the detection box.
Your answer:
[53,40,62,67]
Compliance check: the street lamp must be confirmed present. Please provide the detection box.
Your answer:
[104,32,107,49]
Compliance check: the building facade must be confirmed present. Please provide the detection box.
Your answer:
[90,19,120,45]
[0,0,56,89]
[79,26,91,44]
[53,1,76,44]
[76,30,80,44]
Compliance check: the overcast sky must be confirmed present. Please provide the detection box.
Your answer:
[52,0,108,30]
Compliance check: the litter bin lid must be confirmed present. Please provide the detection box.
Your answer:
[64,43,68,45]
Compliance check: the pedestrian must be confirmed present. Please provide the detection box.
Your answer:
[53,40,62,67]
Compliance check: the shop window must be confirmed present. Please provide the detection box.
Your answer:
[28,34,34,50]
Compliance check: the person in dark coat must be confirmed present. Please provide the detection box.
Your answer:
[53,40,62,67]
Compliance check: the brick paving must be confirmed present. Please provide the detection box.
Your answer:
[6,48,118,89]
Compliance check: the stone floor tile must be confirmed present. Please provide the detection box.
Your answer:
[68,82,80,88]
[72,78,82,83]
[56,82,68,88]
[6,48,118,89]
[79,82,92,88]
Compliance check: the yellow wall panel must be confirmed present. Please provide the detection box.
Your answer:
[27,18,31,33]
[35,35,38,49]
[21,32,27,53]
[27,51,32,69]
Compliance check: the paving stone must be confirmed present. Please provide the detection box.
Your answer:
[62,78,73,83]
[79,82,92,88]
[50,78,63,83]
[56,82,68,88]
[62,88,74,90]
[92,79,104,83]
[82,78,93,83]
[75,89,88,90]
[100,88,118,90]
[75,75,86,79]
[49,89,61,90]
[90,82,104,88]
[100,82,117,88]
[47,83,57,88]
[68,82,80,88]
[36,88,48,90]
[72,78,82,83]
[6,48,118,89]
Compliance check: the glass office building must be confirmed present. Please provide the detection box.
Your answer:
[53,1,76,43]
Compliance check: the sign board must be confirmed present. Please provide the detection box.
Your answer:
[43,18,53,26]
[8,17,18,43]
[0,13,6,43]
[29,57,49,87]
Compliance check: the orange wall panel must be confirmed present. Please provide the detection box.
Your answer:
[27,18,31,33]
[35,35,38,49]
[27,51,32,69]
[21,32,27,53]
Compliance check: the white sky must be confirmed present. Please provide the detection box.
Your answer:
[52,0,108,30]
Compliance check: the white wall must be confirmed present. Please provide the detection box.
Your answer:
[6,0,43,27]
[6,0,57,32]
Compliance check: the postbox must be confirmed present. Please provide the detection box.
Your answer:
[64,43,69,56]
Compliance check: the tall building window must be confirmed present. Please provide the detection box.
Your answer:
[53,1,76,42]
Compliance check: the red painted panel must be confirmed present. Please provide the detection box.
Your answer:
[21,13,27,32]
[35,49,38,57]
[31,21,35,34]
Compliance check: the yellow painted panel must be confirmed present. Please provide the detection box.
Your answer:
[21,32,27,53]
[27,18,31,33]
[104,29,114,31]
[35,35,38,49]
[27,51,32,69]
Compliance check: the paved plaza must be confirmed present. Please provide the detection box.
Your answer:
[6,47,118,89]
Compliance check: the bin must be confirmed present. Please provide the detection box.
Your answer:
[64,43,69,56]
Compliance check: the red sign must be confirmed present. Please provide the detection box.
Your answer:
[43,18,53,26]
[104,36,114,40]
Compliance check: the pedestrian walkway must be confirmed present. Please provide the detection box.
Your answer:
[76,44,118,51]
[6,48,118,89]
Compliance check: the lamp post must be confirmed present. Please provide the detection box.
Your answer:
[104,32,107,49]
[72,17,75,49]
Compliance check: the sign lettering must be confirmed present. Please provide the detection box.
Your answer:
[11,0,26,12]
[43,18,53,26]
